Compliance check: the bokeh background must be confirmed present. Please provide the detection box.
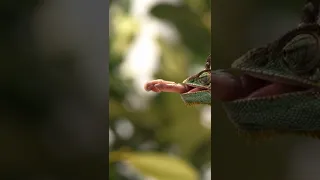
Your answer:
[212,1,320,180]
[109,0,211,180]
[0,0,108,179]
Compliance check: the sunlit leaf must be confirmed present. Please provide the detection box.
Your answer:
[110,151,200,180]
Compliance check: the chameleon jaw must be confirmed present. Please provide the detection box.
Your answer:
[180,84,211,106]
[181,88,211,106]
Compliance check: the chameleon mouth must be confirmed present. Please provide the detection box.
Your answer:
[183,84,210,94]
[211,69,316,101]
[231,73,312,101]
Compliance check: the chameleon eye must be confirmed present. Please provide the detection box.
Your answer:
[251,47,269,66]
[281,33,320,74]
[199,74,211,85]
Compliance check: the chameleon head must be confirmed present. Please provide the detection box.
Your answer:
[219,24,320,132]
[231,25,320,87]
[180,70,211,106]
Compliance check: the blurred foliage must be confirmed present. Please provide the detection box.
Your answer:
[150,3,211,56]
[109,0,211,179]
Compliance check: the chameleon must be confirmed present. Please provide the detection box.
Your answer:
[144,55,211,106]
[211,1,320,138]
[213,23,320,138]
[145,1,320,139]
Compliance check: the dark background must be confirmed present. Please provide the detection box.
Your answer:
[212,1,320,180]
[0,0,108,179]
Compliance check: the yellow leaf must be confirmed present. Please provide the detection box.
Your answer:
[110,151,199,180]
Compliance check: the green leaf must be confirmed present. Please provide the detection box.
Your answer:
[150,4,211,56]
[110,151,200,180]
